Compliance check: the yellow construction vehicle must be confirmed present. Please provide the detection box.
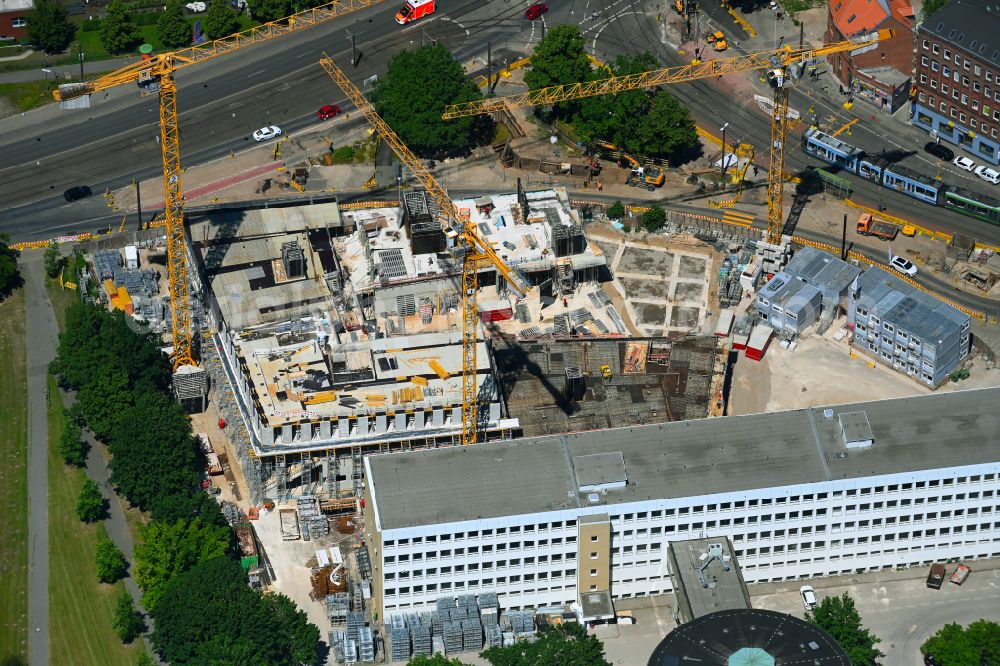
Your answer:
[594,141,664,189]
[52,0,386,373]
[318,56,529,447]
[443,28,896,245]
[707,31,728,51]
[600,365,613,380]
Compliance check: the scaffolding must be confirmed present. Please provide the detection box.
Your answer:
[200,331,265,504]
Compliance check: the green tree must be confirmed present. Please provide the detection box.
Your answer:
[203,0,241,40]
[923,619,1000,665]
[106,389,201,522]
[806,593,883,666]
[407,655,470,666]
[113,590,146,643]
[52,302,167,394]
[637,91,699,164]
[99,0,142,55]
[75,477,107,522]
[135,653,156,666]
[0,234,21,300]
[95,537,129,583]
[157,0,192,48]
[921,0,948,19]
[57,415,88,467]
[574,53,698,163]
[26,0,76,54]
[641,205,667,232]
[151,557,320,665]
[134,518,231,610]
[43,242,64,279]
[481,624,610,666]
[606,201,625,220]
[524,25,591,91]
[74,361,133,441]
[375,45,492,159]
[247,0,291,23]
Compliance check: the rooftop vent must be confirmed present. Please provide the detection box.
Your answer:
[574,452,627,493]
[839,411,874,449]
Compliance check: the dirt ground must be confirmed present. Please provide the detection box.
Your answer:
[729,319,1000,415]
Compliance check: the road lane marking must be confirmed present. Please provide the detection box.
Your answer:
[248,69,266,77]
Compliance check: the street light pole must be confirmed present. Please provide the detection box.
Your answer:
[346,30,357,67]
[720,122,730,179]
[78,46,85,81]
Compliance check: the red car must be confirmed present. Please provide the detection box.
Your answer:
[525,2,548,19]
[317,104,341,120]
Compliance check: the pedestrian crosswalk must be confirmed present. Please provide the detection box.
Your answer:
[721,210,755,227]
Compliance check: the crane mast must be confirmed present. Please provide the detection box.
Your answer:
[318,55,528,446]
[442,29,895,245]
[53,0,387,374]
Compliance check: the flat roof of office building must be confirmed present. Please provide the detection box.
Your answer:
[367,387,1000,530]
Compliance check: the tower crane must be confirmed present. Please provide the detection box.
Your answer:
[442,29,895,245]
[318,55,528,447]
[52,0,386,377]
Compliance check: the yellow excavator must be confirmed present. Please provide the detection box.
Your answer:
[593,140,665,190]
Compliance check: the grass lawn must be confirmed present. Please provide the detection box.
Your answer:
[0,291,27,664]
[47,375,144,666]
[0,81,53,113]
[45,281,147,665]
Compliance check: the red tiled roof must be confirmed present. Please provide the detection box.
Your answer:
[829,0,910,37]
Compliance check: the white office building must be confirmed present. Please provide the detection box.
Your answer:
[361,388,1000,620]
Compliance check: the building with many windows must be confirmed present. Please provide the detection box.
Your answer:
[911,0,1000,165]
[0,0,32,42]
[361,387,1000,620]
[823,0,914,113]
[848,266,971,386]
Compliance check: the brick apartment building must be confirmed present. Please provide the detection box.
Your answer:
[0,0,32,41]
[911,0,1000,165]
[824,0,915,113]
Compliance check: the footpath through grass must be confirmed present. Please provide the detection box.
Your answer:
[0,291,27,664]
[46,280,145,665]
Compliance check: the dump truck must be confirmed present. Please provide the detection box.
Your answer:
[857,213,899,241]
[926,563,947,589]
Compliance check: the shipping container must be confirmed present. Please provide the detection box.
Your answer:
[745,324,774,361]
[714,309,735,337]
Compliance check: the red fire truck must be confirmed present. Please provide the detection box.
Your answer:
[395,0,435,24]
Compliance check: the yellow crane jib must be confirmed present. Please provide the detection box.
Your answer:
[51,0,387,371]
[441,28,895,246]
[441,28,895,120]
[318,55,529,448]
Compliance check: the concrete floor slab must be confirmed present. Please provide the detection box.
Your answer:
[678,255,707,279]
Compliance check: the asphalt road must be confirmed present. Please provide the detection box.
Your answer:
[22,255,57,666]
[0,0,541,234]
[4,0,1000,255]
[752,563,1000,665]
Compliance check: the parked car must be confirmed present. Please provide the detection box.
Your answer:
[799,585,817,610]
[185,1,206,11]
[525,2,548,19]
[317,104,341,120]
[924,141,954,161]
[974,165,1000,184]
[950,563,971,585]
[890,255,918,277]
[953,155,976,171]
[252,125,282,142]
[63,185,92,202]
